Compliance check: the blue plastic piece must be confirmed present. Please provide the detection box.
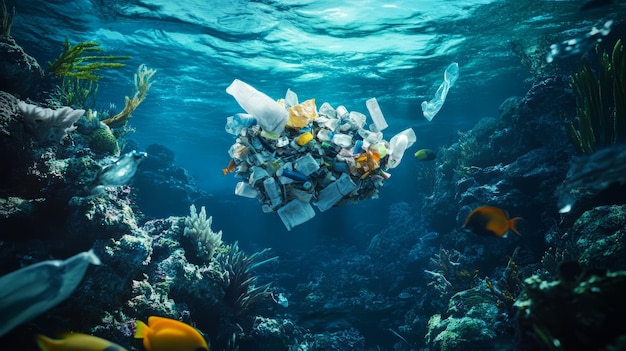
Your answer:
[280,168,309,182]
[0,250,101,336]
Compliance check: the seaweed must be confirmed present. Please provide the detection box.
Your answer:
[567,39,626,153]
[0,0,15,37]
[46,38,130,81]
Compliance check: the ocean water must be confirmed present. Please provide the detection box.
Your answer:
[4,0,626,350]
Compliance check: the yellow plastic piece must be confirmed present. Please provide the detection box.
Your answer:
[287,99,318,129]
[296,132,314,146]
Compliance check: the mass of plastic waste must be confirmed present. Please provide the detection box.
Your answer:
[224,79,415,230]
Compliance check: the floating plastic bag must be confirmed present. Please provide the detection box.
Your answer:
[421,62,459,121]
[0,250,101,336]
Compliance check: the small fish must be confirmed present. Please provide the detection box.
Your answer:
[222,158,236,175]
[35,332,128,351]
[414,149,436,161]
[463,206,522,237]
[546,20,613,63]
[134,316,209,351]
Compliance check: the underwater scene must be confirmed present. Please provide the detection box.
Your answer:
[2,0,626,350]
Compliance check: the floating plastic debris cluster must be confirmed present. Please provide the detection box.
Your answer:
[224,79,415,230]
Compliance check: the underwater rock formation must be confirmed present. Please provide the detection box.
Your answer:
[516,264,626,350]
[0,36,45,99]
[564,205,626,270]
[134,144,210,219]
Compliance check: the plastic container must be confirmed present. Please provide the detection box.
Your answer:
[332,133,353,148]
[336,105,348,118]
[226,79,288,135]
[365,97,388,131]
[235,181,258,198]
[296,132,314,146]
[294,153,320,176]
[277,199,316,231]
[314,173,357,212]
[263,177,282,208]
[278,168,309,182]
[225,113,257,136]
[348,111,367,129]
[316,129,333,142]
[285,88,298,108]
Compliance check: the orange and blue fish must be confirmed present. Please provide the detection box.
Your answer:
[463,206,522,237]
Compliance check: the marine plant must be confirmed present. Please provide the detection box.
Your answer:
[567,39,626,153]
[0,0,15,37]
[46,38,130,81]
[46,38,129,110]
[55,77,98,109]
[215,242,276,318]
[101,64,156,130]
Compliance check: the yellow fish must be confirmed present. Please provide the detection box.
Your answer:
[35,332,128,351]
[414,149,436,161]
[134,316,209,351]
[463,206,522,237]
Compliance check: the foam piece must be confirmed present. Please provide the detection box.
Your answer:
[421,62,459,121]
[0,250,101,336]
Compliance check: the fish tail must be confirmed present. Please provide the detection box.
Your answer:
[35,334,58,351]
[509,217,523,236]
[134,320,149,339]
[222,168,228,175]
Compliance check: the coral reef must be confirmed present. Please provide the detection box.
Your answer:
[183,204,223,263]
[101,64,156,130]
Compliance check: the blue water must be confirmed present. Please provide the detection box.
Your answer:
[5,0,626,349]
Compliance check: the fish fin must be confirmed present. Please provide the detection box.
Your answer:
[134,320,149,339]
[509,217,523,236]
[35,334,58,351]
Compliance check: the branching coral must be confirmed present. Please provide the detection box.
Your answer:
[216,242,277,317]
[567,39,626,153]
[46,38,130,81]
[183,204,223,261]
[101,64,156,130]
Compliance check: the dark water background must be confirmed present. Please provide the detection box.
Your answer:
[8,0,624,279]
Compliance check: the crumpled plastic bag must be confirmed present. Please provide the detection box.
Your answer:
[421,62,459,121]
[287,99,318,129]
